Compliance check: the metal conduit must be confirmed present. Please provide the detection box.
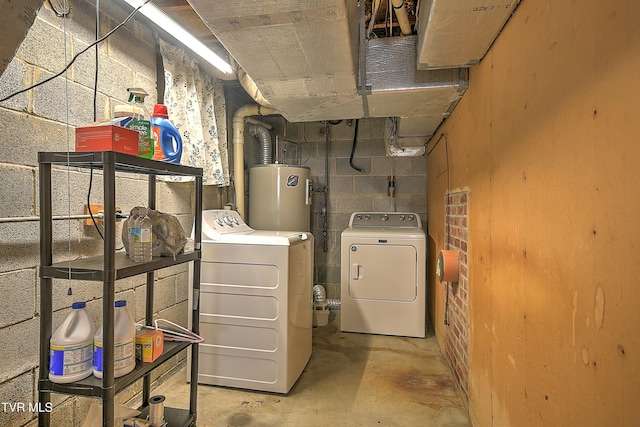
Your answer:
[0,212,105,224]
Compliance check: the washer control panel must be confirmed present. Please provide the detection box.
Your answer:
[202,209,251,234]
[349,212,421,228]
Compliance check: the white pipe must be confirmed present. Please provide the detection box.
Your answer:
[246,117,272,129]
[0,213,105,223]
[233,104,277,218]
[238,68,273,108]
[391,0,412,36]
[367,0,382,38]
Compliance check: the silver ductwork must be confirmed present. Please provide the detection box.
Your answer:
[313,284,341,310]
[189,0,519,139]
[248,122,272,165]
[232,104,277,218]
[366,35,468,139]
[313,284,326,304]
[417,0,520,69]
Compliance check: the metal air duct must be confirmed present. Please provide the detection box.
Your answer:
[417,0,520,69]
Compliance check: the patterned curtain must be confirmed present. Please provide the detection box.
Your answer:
[159,39,229,186]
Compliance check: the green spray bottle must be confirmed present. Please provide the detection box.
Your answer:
[125,88,153,159]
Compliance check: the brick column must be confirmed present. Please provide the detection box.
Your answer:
[444,190,469,404]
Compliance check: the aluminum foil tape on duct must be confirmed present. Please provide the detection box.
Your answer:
[366,36,468,137]
[417,0,520,69]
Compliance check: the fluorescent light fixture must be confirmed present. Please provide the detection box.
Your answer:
[121,0,234,75]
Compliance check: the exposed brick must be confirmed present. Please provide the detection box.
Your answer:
[460,263,468,277]
[443,190,469,403]
[459,252,468,264]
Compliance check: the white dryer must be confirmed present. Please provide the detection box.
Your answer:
[191,209,313,393]
[340,212,426,338]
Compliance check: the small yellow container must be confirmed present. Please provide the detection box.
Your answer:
[135,329,164,363]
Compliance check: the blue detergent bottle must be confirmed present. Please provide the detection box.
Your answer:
[151,104,182,164]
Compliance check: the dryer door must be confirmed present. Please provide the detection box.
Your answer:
[347,243,417,301]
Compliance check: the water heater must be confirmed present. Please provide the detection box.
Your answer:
[248,164,311,231]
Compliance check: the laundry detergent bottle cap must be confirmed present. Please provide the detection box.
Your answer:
[151,104,182,164]
[152,104,169,119]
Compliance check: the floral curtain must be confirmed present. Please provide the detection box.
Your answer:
[159,39,229,185]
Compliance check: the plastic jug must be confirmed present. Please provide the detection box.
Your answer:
[49,302,95,383]
[151,104,182,164]
[93,300,136,379]
[126,88,153,159]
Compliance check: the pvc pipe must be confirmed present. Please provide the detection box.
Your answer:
[0,213,104,223]
[391,0,412,36]
[232,104,277,219]
[238,68,273,108]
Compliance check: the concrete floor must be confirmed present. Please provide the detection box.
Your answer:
[154,312,471,426]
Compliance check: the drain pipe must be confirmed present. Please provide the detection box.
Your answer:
[238,67,273,109]
[391,0,412,36]
[247,123,272,165]
[233,104,277,218]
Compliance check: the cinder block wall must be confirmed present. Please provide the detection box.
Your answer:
[284,119,428,300]
[0,1,203,425]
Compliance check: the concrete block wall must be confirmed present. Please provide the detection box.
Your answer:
[284,119,428,300]
[0,1,203,425]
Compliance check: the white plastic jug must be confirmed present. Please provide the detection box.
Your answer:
[93,300,136,379]
[49,301,95,383]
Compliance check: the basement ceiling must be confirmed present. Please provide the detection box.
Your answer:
[1,1,519,144]
[165,0,519,142]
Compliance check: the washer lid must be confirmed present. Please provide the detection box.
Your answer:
[203,228,310,245]
[211,230,311,245]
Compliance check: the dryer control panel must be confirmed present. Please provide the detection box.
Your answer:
[202,209,252,236]
[349,212,422,228]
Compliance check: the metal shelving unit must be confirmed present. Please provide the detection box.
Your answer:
[38,151,202,427]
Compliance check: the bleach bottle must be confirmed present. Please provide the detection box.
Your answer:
[93,300,136,379]
[151,104,182,164]
[49,302,95,383]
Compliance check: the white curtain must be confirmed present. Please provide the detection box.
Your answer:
[159,39,229,185]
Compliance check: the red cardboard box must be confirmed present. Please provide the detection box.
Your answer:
[75,125,139,155]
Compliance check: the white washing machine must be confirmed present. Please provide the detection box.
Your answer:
[341,212,426,338]
[190,209,313,393]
